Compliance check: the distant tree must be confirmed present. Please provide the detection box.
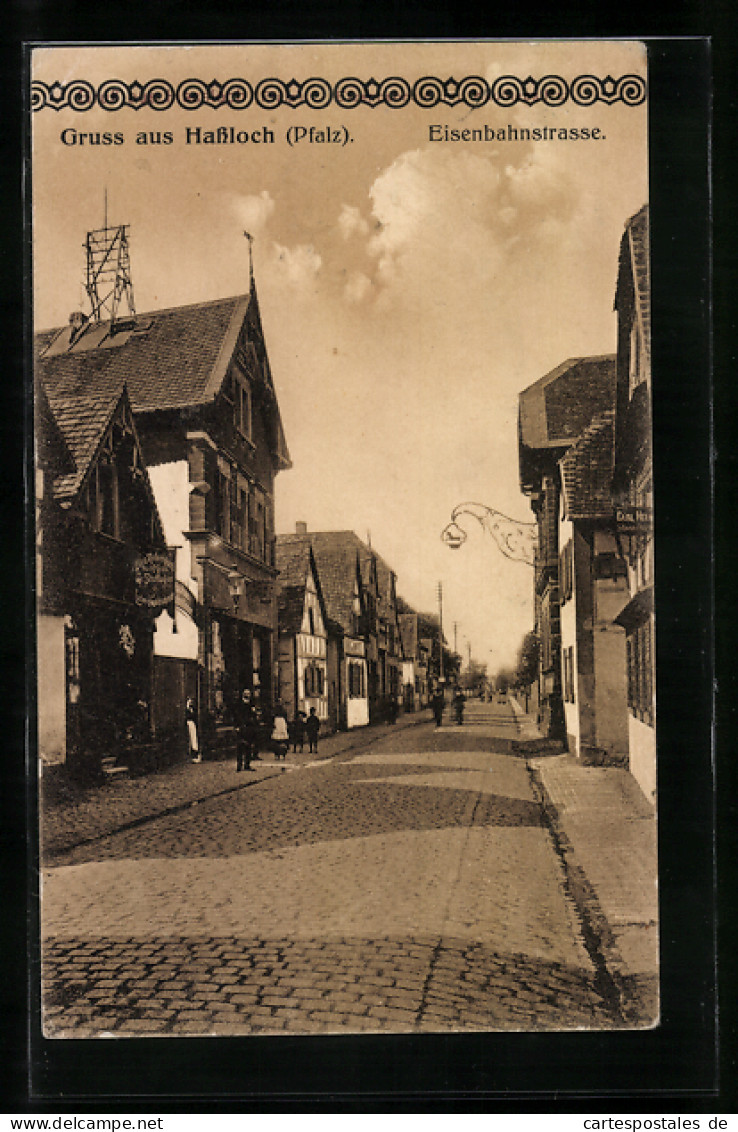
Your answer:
[514,630,539,689]
[395,594,415,616]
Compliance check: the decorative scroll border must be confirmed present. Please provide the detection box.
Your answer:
[31,74,646,112]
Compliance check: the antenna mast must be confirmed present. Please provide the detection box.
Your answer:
[84,214,136,328]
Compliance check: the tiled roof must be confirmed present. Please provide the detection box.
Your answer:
[277,531,359,634]
[275,541,313,637]
[35,378,75,474]
[560,411,616,520]
[37,295,247,413]
[615,204,650,362]
[45,382,127,503]
[519,355,616,451]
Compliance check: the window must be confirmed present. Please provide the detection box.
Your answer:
[249,485,266,559]
[304,664,325,698]
[562,646,575,703]
[559,539,574,603]
[96,458,118,538]
[307,606,315,636]
[636,478,653,587]
[629,321,641,393]
[235,378,252,441]
[348,661,365,699]
[626,619,654,726]
[215,468,230,543]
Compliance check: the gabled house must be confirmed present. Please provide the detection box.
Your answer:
[276,526,407,728]
[612,204,655,802]
[398,612,430,711]
[35,378,168,780]
[37,274,291,762]
[369,553,405,718]
[558,410,629,765]
[275,540,329,725]
[277,527,370,730]
[518,354,617,741]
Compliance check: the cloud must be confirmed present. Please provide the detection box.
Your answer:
[231,190,275,234]
[360,145,579,315]
[338,204,369,240]
[344,271,372,303]
[271,242,323,288]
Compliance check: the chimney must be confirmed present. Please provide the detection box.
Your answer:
[295,521,308,536]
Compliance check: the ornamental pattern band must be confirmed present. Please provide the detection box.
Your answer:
[31,74,646,112]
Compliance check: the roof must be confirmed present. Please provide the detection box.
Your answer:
[37,295,246,412]
[36,288,291,468]
[560,411,616,520]
[518,355,617,451]
[615,204,650,362]
[276,531,363,635]
[45,382,127,503]
[275,541,316,636]
[35,378,75,475]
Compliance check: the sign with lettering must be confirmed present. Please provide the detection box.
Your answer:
[135,549,176,611]
[614,506,653,534]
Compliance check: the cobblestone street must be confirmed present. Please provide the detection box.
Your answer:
[41,700,622,1036]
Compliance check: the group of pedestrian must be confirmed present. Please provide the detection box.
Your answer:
[186,693,321,772]
[430,684,466,728]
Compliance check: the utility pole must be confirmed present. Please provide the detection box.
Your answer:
[437,581,444,682]
[453,621,458,654]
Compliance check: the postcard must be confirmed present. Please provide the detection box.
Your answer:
[32,40,656,1040]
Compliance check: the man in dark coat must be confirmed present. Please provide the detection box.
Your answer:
[236,689,258,772]
[305,706,320,754]
[431,686,445,728]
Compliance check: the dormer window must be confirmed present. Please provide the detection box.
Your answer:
[235,377,252,442]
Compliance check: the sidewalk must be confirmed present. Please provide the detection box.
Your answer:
[40,709,431,860]
[509,696,659,1026]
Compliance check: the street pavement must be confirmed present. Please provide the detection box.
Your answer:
[40,699,643,1036]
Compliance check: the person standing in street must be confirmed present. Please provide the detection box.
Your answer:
[305,706,320,754]
[236,688,258,772]
[271,703,290,760]
[453,685,466,726]
[431,685,445,728]
[290,709,307,753]
[186,697,201,763]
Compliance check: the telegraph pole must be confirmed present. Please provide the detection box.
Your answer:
[437,581,444,682]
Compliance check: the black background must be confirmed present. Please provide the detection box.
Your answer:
[1,8,728,1113]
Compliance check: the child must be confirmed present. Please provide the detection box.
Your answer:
[271,704,289,760]
[290,709,307,753]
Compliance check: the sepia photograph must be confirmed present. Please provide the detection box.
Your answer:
[31,40,658,1041]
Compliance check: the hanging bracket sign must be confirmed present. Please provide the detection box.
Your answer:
[135,548,176,614]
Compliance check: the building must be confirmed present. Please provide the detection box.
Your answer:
[612,204,656,802]
[358,541,404,719]
[35,377,169,780]
[518,355,617,741]
[275,540,329,725]
[276,527,405,727]
[398,612,431,711]
[558,410,629,764]
[37,269,291,762]
[276,527,370,730]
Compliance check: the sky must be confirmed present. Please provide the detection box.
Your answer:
[32,41,648,673]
